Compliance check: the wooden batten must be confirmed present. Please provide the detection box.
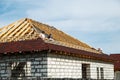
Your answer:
[20,24,31,36]
[15,23,29,37]
[0,18,101,55]
[11,21,28,37]
[1,19,24,39]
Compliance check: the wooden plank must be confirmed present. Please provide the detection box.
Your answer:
[27,19,40,33]
[0,23,14,38]
[18,23,31,37]
[1,19,25,39]
[9,21,27,37]
[15,23,30,37]
[28,29,34,36]
[1,23,30,42]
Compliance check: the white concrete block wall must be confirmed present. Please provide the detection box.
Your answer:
[47,53,82,78]
[104,64,114,79]
[90,62,114,79]
[0,53,48,79]
[47,53,114,79]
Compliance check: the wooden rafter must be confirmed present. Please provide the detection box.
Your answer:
[0,18,101,54]
[0,19,25,39]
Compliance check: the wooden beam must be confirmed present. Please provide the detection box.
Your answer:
[28,28,34,36]
[19,24,31,37]
[1,19,25,39]
[0,23,14,38]
[9,21,27,37]
[15,23,30,37]
[27,19,40,34]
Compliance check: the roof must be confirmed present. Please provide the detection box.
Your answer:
[0,38,113,62]
[110,54,120,71]
[0,18,100,54]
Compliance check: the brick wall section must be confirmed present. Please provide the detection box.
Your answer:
[0,51,114,80]
[47,53,114,79]
[47,53,82,78]
[0,51,47,80]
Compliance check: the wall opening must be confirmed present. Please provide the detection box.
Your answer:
[10,62,31,79]
[82,64,90,79]
[97,67,99,79]
[100,67,104,79]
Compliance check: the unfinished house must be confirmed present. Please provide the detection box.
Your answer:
[0,18,114,80]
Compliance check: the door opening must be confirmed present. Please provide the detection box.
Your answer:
[82,64,90,79]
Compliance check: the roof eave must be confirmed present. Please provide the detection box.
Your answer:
[0,39,113,63]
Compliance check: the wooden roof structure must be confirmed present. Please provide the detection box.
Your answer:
[0,18,114,62]
[0,18,101,54]
[0,18,90,47]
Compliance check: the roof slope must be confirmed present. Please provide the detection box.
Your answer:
[0,18,100,54]
[0,38,113,62]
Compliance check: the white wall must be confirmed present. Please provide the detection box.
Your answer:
[90,62,114,79]
[47,53,82,78]
[47,53,114,79]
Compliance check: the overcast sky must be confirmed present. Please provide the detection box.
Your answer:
[0,0,120,54]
